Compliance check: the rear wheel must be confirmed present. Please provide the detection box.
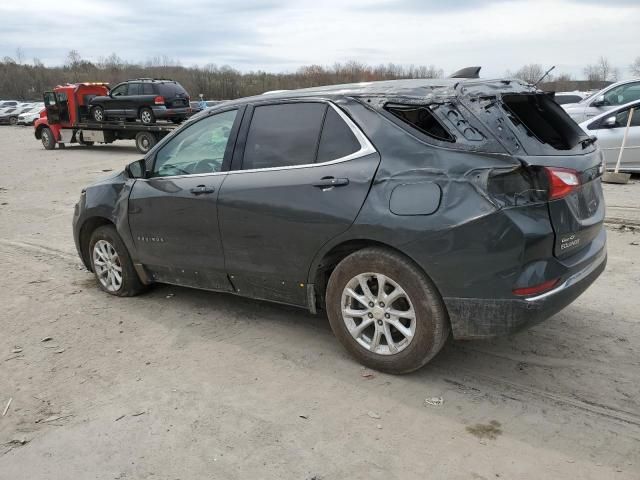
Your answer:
[326,247,450,374]
[40,127,56,150]
[91,106,104,122]
[135,131,157,154]
[9,116,18,126]
[139,108,155,124]
[89,225,145,297]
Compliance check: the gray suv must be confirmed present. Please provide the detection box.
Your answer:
[73,78,607,373]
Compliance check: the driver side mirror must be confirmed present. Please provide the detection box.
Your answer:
[592,95,606,107]
[125,159,147,179]
[601,116,617,128]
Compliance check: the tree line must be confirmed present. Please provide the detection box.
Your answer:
[1,50,638,101]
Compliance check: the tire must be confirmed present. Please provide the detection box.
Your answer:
[9,116,18,126]
[139,108,155,124]
[135,131,157,154]
[89,225,145,297]
[91,106,105,122]
[40,127,56,150]
[326,247,450,374]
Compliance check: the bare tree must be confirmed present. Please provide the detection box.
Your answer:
[15,47,25,65]
[510,64,546,84]
[584,56,619,82]
[630,57,640,77]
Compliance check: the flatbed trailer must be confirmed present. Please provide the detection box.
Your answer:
[34,83,180,153]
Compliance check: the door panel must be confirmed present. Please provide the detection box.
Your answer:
[218,153,380,305]
[128,174,231,290]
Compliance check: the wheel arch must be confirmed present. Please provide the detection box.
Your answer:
[78,216,115,271]
[309,238,443,311]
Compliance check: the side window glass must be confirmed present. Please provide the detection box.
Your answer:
[614,107,640,128]
[602,84,640,106]
[111,84,127,97]
[317,107,361,162]
[153,110,237,177]
[128,83,141,96]
[242,103,326,170]
[143,83,155,95]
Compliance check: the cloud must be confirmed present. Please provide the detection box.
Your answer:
[0,0,638,77]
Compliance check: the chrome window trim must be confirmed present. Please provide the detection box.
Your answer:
[145,101,377,181]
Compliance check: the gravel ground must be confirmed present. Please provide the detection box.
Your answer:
[0,126,639,479]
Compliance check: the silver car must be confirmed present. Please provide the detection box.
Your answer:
[580,99,640,172]
[563,78,640,123]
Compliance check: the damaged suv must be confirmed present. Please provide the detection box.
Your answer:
[73,78,606,373]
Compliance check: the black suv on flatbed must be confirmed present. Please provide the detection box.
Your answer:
[88,79,190,124]
[73,78,607,373]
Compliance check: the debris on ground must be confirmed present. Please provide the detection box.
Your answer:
[36,414,73,424]
[466,420,503,440]
[376,424,382,429]
[631,241,639,246]
[131,411,146,417]
[361,369,376,379]
[424,397,444,406]
[165,293,174,299]
[54,348,66,354]
[2,397,12,416]
[299,414,308,419]
[367,411,381,419]
[11,347,22,354]
[41,336,53,342]
[115,415,126,421]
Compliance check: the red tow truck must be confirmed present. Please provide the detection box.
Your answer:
[34,83,178,153]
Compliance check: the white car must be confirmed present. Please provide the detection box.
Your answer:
[553,91,589,105]
[580,99,640,172]
[563,78,640,123]
[17,104,44,125]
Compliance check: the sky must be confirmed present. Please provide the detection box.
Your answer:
[1,0,638,78]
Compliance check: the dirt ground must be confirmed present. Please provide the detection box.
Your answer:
[0,126,639,480]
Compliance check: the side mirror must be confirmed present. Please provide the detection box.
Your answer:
[592,95,606,107]
[602,116,617,128]
[125,159,146,179]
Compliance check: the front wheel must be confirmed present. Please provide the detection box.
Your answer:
[139,108,155,124]
[40,127,56,150]
[89,225,145,297]
[91,106,105,122]
[9,116,18,126]
[326,248,450,374]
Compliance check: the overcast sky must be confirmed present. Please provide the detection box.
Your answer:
[1,0,638,78]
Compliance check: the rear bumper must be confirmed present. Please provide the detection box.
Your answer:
[151,106,190,119]
[444,244,607,339]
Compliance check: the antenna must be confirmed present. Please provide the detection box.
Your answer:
[534,66,555,86]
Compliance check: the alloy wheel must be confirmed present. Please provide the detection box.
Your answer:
[141,111,152,123]
[341,272,416,355]
[93,240,123,292]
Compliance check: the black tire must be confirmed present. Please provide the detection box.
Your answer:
[9,116,18,126]
[89,225,145,297]
[135,131,157,154]
[40,127,56,150]
[91,106,105,122]
[139,107,155,124]
[326,247,450,374]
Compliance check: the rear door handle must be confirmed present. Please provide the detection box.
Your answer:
[312,177,349,189]
[190,185,215,195]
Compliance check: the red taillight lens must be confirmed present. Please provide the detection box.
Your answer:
[545,167,579,200]
[513,278,560,296]
[154,96,165,105]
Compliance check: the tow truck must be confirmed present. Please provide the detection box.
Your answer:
[34,83,179,153]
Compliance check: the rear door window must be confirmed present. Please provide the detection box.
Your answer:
[157,82,187,98]
[128,83,142,96]
[317,107,361,162]
[142,83,155,95]
[242,103,326,169]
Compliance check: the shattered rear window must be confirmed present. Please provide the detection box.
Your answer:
[384,104,455,142]
[501,94,585,151]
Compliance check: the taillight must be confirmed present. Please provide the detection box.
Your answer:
[545,167,579,200]
[513,278,560,296]
[154,96,165,105]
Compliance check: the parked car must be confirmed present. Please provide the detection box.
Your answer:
[73,78,606,373]
[563,78,640,123]
[88,79,190,124]
[552,91,589,105]
[580,99,640,172]
[17,104,44,125]
[0,103,40,125]
[0,100,19,109]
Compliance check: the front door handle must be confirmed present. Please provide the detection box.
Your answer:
[312,177,350,189]
[190,185,215,195]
